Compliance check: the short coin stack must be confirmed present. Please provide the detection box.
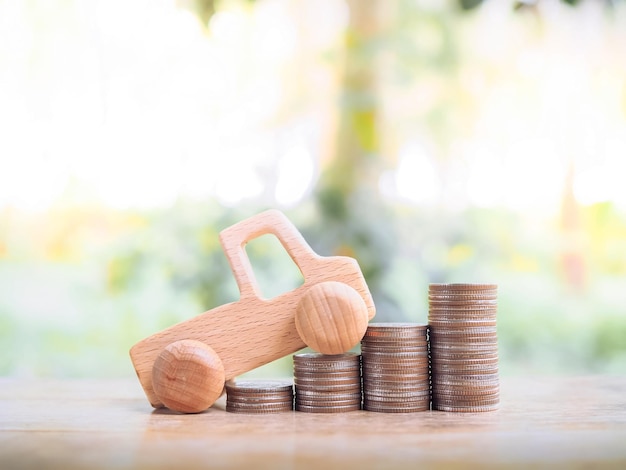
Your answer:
[428,283,499,412]
[225,379,294,413]
[293,353,362,413]
[361,323,430,413]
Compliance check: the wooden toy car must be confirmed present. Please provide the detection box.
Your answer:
[130,209,376,413]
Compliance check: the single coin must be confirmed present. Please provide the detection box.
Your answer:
[294,368,361,376]
[364,404,429,412]
[429,336,498,344]
[362,338,428,346]
[428,312,498,319]
[364,324,428,339]
[363,373,430,385]
[430,375,499,384]
[432,403,499,413]
[361,350,428,359]
[429,309,498,317]
[294,374,361,383]
[363,379,430,389]
[430,386,499,396]
[431,348,497,356]
[363,398,430,406]
[362,371,430,381]
[363,379,430,388]
[431,371,498,386]
[295,398,362,408]
[430,355,499,363]
[429,295,498,303]
[431,372,499,381]
[430,378,499,387]
[293,359,361,368]
[429,302,497,309]
[432,395,500,406]
[429,334,498,343]
[295,389,362,399]
[294,382,361,393]
[431,364,498,374]
[225,380,293,393]
[294,352,360,359]
[429,343,498,351]
[294,369,361,377]
[295,403,361,413]
[428,321,497,329]
[429,302,497,308]
[226,405,293,414]
[364,367,430,376]
[366,322,429,329]
[363,388,430,396]
[428,349,498,358]
[363,390,430,399]
[363,395,430,405]
[293,375,361,383]
[431,387,498,397]
[428,298,498,306]
[362,341,428,348]
[293,366,361,375]
[429,325,497,334]
[429,283,497,291]
[226,391,294,399]
[362,362,430,371]
[362,358,430,368]
[227,399,294,408]
[430,365,498,374]
[361,350,429,358]
[428,304,498,312]
[363,405,429,413]
[432,392,498,401]
[363,402,430,412]
[363,375,430,384]
[361,344,428,353]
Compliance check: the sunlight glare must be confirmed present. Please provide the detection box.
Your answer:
[274,146,315,207]
[393,142,441,205]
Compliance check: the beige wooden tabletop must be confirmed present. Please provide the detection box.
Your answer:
[1,376,625,469]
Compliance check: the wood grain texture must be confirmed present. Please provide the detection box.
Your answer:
[151,340,225,413]
[295,281,369,354]
[130,210,376,409]
[1,376,625,469]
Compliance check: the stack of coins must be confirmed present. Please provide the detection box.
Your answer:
[361,323,430,413]
[225,379,294,413]
[428,283,499,412]
[293,353,362,413]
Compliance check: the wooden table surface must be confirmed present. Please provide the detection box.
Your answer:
[1,376,625,469]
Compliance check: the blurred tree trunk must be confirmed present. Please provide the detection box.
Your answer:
[316,0,383,220]
[313,0,400,320]
[560,162,587,292]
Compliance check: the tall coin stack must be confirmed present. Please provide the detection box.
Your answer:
[293,353,362,413]
[428,283,499,412]
[225,379,294,413]
[361,323,430,413]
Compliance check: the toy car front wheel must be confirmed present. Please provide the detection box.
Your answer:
[151,339,225,413]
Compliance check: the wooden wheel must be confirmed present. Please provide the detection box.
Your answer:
[151,340,225,413]
[295,281,369,355]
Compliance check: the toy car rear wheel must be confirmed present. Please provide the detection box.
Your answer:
[295,281,369,355]
[151,339,225,413]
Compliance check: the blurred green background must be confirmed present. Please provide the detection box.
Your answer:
[1,0,625,379]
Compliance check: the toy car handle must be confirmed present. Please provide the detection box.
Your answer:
[219,209,320,301]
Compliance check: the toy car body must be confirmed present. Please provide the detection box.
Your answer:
[130,209,375,409]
